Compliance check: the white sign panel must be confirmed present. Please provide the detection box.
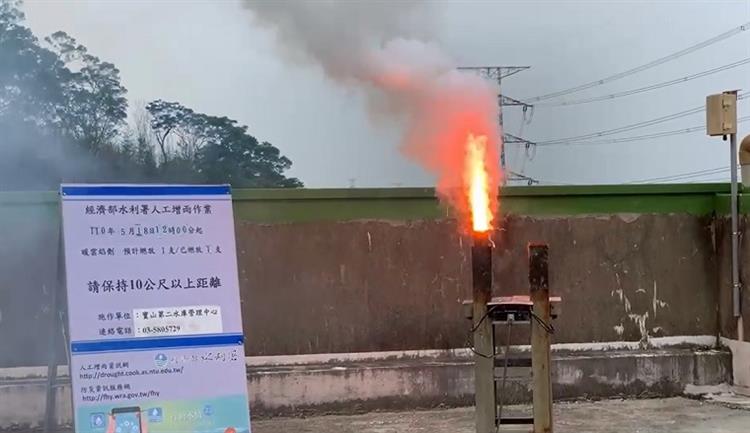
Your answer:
[60,184,251,433]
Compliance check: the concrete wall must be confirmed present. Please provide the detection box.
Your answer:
[239,214,718,356]
[717,214,750,341]
[716,212,750,389]
[0,196,61,368]
[0,342,731,425]
[0,184,737,367]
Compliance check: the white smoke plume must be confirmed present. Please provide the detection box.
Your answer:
[243,0,502,228]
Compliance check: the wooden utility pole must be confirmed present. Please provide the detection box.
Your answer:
[529,243,553,433]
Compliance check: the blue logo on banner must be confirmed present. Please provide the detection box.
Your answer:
[147,407,163,423]
[90,413,106,429]
[154,353,168,367]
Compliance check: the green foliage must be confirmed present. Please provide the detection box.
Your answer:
[146,99,302,187]
[0,1,66,126]
[45,31,128,151]
[0,0,302,190]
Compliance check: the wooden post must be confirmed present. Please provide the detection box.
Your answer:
[529,243,553,433]
[472,234,495,433]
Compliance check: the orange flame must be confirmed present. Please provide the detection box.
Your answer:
[365,57,502,233]
[465,134,493,233]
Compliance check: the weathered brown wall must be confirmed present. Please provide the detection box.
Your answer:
[236,220,469,355]
[0,203,720,365]
[238,214,718,356]
[717,215,750,341]
[495,215,717,346]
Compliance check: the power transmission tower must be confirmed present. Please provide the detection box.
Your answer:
[507,170,539,186]
[458,66,531,184]
[504,132,536,147]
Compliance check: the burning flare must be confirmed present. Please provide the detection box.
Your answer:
[465,134,493,233]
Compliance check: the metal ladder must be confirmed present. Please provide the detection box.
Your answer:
[492,308,534,429]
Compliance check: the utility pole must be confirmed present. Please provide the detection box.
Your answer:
[706,90,742,339]
[458,66,531,184]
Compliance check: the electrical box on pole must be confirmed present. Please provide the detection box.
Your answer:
[706,91,738,136]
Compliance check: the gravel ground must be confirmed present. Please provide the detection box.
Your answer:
[7,397,749,433]
[251,397,750,433]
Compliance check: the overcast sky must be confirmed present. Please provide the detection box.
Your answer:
[23,0,750,187]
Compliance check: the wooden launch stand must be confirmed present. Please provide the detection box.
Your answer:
[464,244,561,433]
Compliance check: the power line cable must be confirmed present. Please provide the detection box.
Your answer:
[521,115,750,147]
[538,106,703,144]
[684,176,735,183]
[530,166,738,186]
[627,166,731,184]
[644,172,733,184]
[537,58,750,107]
[527,22,750,102]
[533,93,747,146]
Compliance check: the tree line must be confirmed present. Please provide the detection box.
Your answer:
[0,0,302,190]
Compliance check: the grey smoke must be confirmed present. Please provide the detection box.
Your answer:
[244,1,431,82]
[242,0,503,225]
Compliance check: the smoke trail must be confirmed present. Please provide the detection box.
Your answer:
[243,1,502,229]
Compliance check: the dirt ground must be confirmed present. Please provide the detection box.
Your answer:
[252,397,750,433]
[5,397,747,433]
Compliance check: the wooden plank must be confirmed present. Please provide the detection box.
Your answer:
[494,366,531,379]
[494,357,533,368]
[472,236,495,433]
[498,416,534,425]
[529,244,553,433]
